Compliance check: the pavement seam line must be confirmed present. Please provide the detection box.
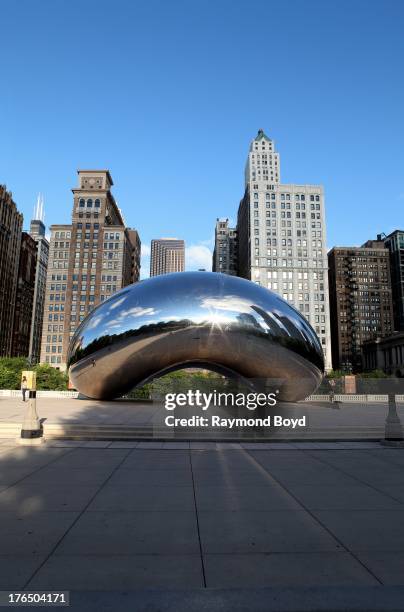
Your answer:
[244,448,384,586]
[189,449,207,588]
[302,448,404,507]
[0,446,79,494]
[22,447,133,590]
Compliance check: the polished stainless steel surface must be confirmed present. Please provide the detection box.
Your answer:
[68,272,324,401]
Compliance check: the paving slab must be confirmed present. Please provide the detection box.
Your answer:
[81,441,113,448]
[108,441,140,448]
[55,511,200,555]
[108,468,193,486]
[203,552,379,588]
[0,466,49,486]
[31,586,404,612]
[0,511,79,555]
[190,442,217,449]
[48,448,129,470]
[198,510,342,554]
[372,449,404,467]
[120,452,190,470]
[0,482,102,514]
[88,484,195,512]
[0,555,48,589]
[374,484,404,503]
[27,466,115,485]
[285,483,403,511]
[28,554,204,590]
[354,551,404,585]
[162,442,190,449]
[257,463,358,486]
[312,510,404,552]
[192,468,275,487]
[136,441,164,448]
[45,440,87,447]
[216,443,242,450]
[195,484,301,512]
[190,451,257,471]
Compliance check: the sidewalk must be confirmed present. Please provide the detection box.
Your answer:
[0,439,403,610]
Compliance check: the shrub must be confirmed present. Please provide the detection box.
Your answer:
[0,358,68,390]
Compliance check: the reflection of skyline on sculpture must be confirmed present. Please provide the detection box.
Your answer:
[68,272,324,402]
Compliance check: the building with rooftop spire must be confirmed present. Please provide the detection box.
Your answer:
[235,129,332,369]
[28,194,49,362]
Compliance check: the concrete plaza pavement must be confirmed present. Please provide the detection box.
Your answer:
[0,438,404,610]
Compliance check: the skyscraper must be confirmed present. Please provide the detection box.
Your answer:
[28,194,49,363]
[40,170,141,369]
[328,239,393,371]
[150,238,185,276]
[383,230,404,332]
[0,185,23,356]
[212,218,238,275]
[127,228,141,283]
[11,232,37,357]
[236,129,332,369]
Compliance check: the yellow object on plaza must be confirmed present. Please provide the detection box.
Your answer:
[21,371,37,390]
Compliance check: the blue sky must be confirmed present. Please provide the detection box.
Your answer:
[1,0,403,276]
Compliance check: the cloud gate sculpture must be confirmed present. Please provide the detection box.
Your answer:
[67,272,324,402]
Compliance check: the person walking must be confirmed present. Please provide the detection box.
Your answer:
[328,378,336,404]
[21,376,28,402]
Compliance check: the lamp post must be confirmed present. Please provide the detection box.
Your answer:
[19,371,44,446]
[382,378,404,447]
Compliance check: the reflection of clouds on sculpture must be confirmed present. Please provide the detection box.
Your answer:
[68,271,324,402]
[106,307,159,330]
[86,315,104,331]
[200,295,254,316]
[108,296,128,310]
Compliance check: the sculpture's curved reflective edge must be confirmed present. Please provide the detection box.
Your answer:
[67,271,324,402]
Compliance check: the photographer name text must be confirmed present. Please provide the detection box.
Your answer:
[165,415,306,428]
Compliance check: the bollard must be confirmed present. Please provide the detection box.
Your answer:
[382,392,404,447]
[19,390,45,445]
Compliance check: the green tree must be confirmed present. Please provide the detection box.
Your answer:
[0,357,69,391]
[34,364,69,390]
[357,369,388,379]
[326,369,345,379]
[0,357,28,389]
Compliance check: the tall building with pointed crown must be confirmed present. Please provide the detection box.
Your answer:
[28,194,49,362]
[236,129,332,369]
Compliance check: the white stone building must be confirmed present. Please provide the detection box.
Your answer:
[237,129,332,370]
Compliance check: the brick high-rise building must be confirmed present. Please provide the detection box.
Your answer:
[11,232,37,357]
[328,239,393,371]
[0,185,23,356]
[40,170,141,369]
[235,129,332,369]
[127,228,141,283]
[212,218,238,275]
[28,194,49,363]
[150,238,185,276]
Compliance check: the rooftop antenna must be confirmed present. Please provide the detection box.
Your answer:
[40,193,45,222]
[34,193,41,220]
